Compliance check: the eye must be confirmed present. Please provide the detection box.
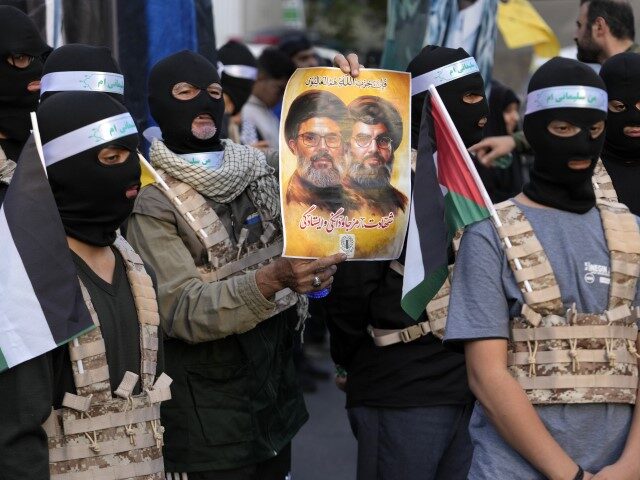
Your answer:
[171,82,200,100]
[463,93,484,104]
[608,100,626,113]
[7,53,34,69]
[98,147,130,165]
[547,120,581,137]
[207,83,222,99]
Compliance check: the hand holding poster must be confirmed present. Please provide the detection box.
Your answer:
[280,67,411,260]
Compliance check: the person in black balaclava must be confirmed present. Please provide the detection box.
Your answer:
[218,40,257,117]
[127,49,346,479]
[407,45,489,149]
[40,43,124,104]
[443,58,640,479]
[599,51,640,214]
[217,40,258,143]
[321,47,484,480]
[0,90,168,478]
[42,91,140,245]
[279,32,320,68]
[0,5,50,161]
[522,57,607,214]
[148,49,225,154]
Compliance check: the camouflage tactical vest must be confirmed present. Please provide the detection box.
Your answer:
[154,169,298,312]
[425,161,622,340]
[44,236,171,479]
[498,199,640,404]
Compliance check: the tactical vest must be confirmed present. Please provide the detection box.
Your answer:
[374,163,631,348]
[499,198,640,404]
[154,169,298,311]
[44,236,172,480]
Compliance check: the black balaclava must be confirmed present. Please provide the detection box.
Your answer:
[148,50,225,154]
[258,47,296,80]
[0,6,50,145]
[38,91,140,246]
[218,41,257,115]
[523,57,607,214]
[278,33,313,58]
[598,52,640,214]
[407,45,489,149]
[40,44,124,103]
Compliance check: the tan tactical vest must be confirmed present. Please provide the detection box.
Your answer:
[424,160,622,340]
[499,198,640,404]
[154,169,298,312]
[44,236,171,480]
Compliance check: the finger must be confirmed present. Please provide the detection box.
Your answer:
[313,252,348,271]
[483,149,502,163]
[467,140,488,153]
[346,53,360,76]
[333,54,349,72]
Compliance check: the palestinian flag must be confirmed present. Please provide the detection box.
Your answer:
[0,136,94,372]
[401,86,491,319]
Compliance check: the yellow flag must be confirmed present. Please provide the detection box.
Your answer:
[497,0,560,58]
[139,154,156,187]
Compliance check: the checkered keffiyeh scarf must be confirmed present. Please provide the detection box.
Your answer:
[150,139,281,221]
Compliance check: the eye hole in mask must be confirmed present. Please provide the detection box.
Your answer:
[608,99,640,113]
[462,92,484,104]
[97,146,132,166]
[547,119,605,139]
[171,81,223,101]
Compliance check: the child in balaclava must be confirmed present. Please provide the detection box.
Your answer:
[445,57,640,479]
[127,49,344,479]
[40,44,124,103]
[1,90,169,479]
[599,52,640,215]
[0,5,50,201]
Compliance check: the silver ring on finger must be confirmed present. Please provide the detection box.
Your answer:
[312,275,322,288]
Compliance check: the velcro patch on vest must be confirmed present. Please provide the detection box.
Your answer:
[147,373,173,403]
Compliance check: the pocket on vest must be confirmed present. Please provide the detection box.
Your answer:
[185,363,255,446]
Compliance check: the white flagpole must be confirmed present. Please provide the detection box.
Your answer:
[30,111,86,373]
[427,86,532,293]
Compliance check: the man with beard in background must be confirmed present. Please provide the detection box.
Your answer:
[284,89,353,215]
[346,95,407,216]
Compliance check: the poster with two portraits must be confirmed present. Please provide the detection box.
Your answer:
[280,67,411,260]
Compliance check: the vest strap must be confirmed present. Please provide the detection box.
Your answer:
[48,431,157,463]
[73,365,110,388]
[508,348,638,366]
[61,393,92,412]
[62,404,160,435]
[368,321,432,346]
[504,237,545,260]
[516,373,638,390]
[611,259,640,278]
[200,241,283,282]
[511,324,638,342]
[496,221,532,238]
[523,285,562,305]
[513,262,554,283]
[68,339,106,362]
[114,371,139,399]
[389,260,404,276]
[50,455,164,480]
[43,409,62,438]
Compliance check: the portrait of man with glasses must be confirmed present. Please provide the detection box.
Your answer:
[284,89,355,214]
[345,95,408,216]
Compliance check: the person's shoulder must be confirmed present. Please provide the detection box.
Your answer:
[131,184,174,221]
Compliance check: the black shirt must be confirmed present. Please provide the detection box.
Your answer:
[326,261,473,409]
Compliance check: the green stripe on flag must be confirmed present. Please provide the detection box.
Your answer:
[444,190,490,235]
[400,264,449,320]
[0,349,7,373]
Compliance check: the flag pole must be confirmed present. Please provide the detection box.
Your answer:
[30,111,86,373]
[427,86,532,293]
